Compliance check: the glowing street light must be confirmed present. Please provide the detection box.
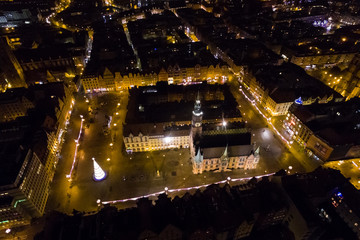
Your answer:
[109,143,113,147]
[5,229,11,234]
[222,120,227,127]
[116,112,119,115]
[113,123,117,127]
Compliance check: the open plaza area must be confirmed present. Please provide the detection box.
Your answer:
[46,82,321,213]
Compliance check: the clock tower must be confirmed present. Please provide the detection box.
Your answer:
[192,92,203,140]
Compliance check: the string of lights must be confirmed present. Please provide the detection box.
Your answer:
[66,116,85,179]
[101,173,275,205]
[238,87,290,145]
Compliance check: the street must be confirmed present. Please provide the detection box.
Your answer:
[229,79,321,173]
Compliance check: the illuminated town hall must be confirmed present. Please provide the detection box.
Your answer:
[122,83,259,174]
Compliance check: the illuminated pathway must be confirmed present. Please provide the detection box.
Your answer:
[123,22,142,70]
[239,86,290,145]
[238,83,319,172]
[101,173,275,205]
[66,116,85,179]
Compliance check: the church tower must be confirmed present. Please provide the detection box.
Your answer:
[191,92,203,140]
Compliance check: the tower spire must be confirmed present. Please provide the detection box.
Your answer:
[193,91,202,115]
[192,90,203,139]
[223,144,228,157]
[92,157,106,181]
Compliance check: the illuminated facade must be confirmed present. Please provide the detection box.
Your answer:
[0,37,26,91]
[283,98,360,161]
[0,89,34,122]
[123,124,191,152]
[191,97,259,174]
[122,83,253,174]
[242,64,342,116]
[82,64,229,92]
[284,110,334,160]
[43,84,73,181]
[192,145,260,174]
[0,148,50,230]
[286,53,355,69]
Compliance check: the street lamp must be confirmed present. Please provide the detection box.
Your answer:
[5,229,11,234]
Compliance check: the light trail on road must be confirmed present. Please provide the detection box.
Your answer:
[101,173,275,205]
[66,117,84,179]
[238,87,290,145]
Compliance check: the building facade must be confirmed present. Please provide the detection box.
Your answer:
[0,147,50,230]
[123,94,259,174]
[123,124,191,153]
[82,64,229,93]
[0,89,34,122]
[192,145,260,174]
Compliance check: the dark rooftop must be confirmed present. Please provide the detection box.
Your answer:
[252,63,343,103]
[290,98,360,146]
[126,82,241,124]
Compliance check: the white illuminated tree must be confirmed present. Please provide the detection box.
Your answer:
[92,158,106,181]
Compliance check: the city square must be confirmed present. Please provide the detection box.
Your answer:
[46,81,319,213]
[1,0,360,238]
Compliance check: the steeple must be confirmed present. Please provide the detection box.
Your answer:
[193,91,202,116]
[254,146,260,157]
[219,144,229,171]
[223,144,228,157]
[192,91,203,139]
[194,147,203,163]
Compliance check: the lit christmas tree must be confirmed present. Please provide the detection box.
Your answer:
[92,158,106,181]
